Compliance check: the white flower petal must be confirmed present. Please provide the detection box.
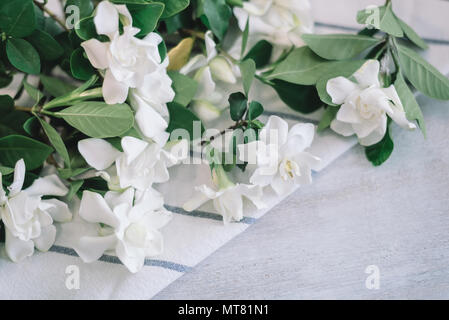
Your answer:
[116,241,146,273]
[353,60,380,88]
[79,191,120,228]
[25,174,68,197]
[330,119,355,137]
[287,123,316,150]
[104,188,135,211]
[8,159,25,197]
[34,225,56,252]
[115,4,133,27]
[271,174,295,196]
[237,184,266,210]
[205,30,217,61]
[260,115,289,146]
[103,69,129,104]
[94,0,119,38]
[326,77,358,105]
[5,228,34,262]
[41,198,72,222]
[78,138,121,170]
[76,234,117,263]
[130,94,169,145]
[183,191,211,212]
[336,102,362,124]
[383,85,417,130]
[80,39,109,70]
[121,136,148,164]
[358,126,387,146]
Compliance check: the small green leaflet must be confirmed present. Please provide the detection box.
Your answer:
[365,127,394,166]
[38,117,71,168]
[239,59,256,96]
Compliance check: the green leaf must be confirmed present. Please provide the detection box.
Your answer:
[317,106,338,132]
[302,34,381,60]
[240,59,256,96]
[397,44,449,100]
[22,79,43,103]
[271,80,322,114]
[0,0,36,38]
[396,16,428,50]
[38,118,71,167]
[75,16,99,41]
[26,29,64,61]
[40,75,76,97]
[243,40,273,68]
[394,72,426,136]
[356,3,403,37]
[267,46,326,85]
[269,46,366,85]
[1,111,31,136]
[58,167,90,180]
[0,166,14,176]
[67,180,84,201]
[56,102,135,138]
[6,38,41,75]
[159,0,190,18]
[70,47,96,80]
[167,102,204,138]
[365,127,394,166]
[229,92,248,121]
[168,71,198,107]
[0,95,14,117]
[23,117,40,136]
[127,2,165,37]
[0,135,53,170]
[65,0,94,18]
[203,0,232,40]
[247,101,263,121]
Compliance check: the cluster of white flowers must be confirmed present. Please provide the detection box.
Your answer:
[82,1,174,144]
[183,115,321,223]
[64,1,187,272]
[0,160,71,262]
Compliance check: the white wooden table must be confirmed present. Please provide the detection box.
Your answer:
[154,94,449,299]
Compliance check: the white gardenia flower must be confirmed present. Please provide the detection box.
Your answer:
[234,0,314,47]
[67,188,172,273]
[238,116,321,196]
[183,166,266,224]
[180,31,239,121]
[0,159,71,262]
[327,60,416,146]
[81,1,169,104]
[128,60,174,145]
[78,136,188,191]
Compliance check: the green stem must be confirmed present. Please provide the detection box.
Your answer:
[43,87,103,110]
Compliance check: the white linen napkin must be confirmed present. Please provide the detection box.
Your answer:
[1,0,448,299]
